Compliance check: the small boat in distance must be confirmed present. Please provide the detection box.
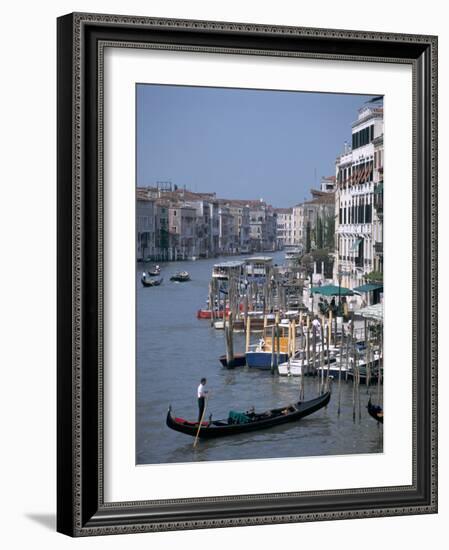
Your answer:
[141,276,163,287]
[367,398,383,423]
[166,391,331,439]
[148,265,161,276]
[170,271,191,282]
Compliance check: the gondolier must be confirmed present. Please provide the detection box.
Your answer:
[197,378,208,422]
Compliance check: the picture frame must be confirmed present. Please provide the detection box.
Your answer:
[57,12,438,536]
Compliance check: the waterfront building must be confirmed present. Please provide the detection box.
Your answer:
[182,199,212,258]
[372,133,384,274]
[155,201,170,260]
[218,205,234,255]
[333,100,384,290]
[208,201,220,257]
[249,201,278,252]
[168,204,197,260]
[136,189,156,260]
[275,208,294,248]
[292,191,335,253]
[217,199,251,254]
[265,207,278,252]
[228,203,251,254]
[249,202,266,252]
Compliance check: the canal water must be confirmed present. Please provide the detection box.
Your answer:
[136,251,383,465]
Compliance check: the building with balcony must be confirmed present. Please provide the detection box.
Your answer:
[334,99,384,290]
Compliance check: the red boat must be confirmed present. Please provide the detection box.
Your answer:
[197,309,216,319]
[197,303,245,319]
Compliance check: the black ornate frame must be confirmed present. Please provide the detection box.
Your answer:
[57,12,438,536]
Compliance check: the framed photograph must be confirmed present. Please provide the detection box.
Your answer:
[57,12,438,536]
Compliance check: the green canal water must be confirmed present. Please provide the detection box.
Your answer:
[136,251,383,465]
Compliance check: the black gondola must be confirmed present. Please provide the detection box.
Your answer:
[141,277,163,287]
[166,391,331,439]
[219,352,246,368]
[367,398,383,423]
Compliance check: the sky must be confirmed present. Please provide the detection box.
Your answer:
[136,85,378,208]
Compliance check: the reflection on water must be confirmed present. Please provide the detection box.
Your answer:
[136,252,382,465]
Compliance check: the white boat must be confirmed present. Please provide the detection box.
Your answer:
[278,346,339,376]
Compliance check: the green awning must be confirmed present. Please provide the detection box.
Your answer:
[311,284,354,296]
[353,283,383,292]
[374,181,384,194]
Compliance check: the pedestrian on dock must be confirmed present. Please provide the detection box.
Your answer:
[312,316,321,335]
[197,378,208,422]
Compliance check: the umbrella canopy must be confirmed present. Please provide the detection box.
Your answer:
[311,284,354,297]
[353,283,383,292]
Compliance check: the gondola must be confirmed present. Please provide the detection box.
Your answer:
[367,398,383,424]
[219,352,246,368]
[170,271,190,282]
[141,277,163,287]
[166,391,331,439]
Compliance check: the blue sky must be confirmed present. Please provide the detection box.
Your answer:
[137,84,377,207]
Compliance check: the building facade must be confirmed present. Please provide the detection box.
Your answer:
[333,100,384,289]
[275,208,294,248]
[136,191,156,260]
[292,191,335,254]
[136,187,279,260]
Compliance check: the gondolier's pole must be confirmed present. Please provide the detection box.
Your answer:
[193,397,208,448]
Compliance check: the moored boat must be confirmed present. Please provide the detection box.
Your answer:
[246,350,289,369]
[219,352,246,368]
[278,348,338,376]
[197,308,215,319]
[166,391,331,439]
[367,398,383,423]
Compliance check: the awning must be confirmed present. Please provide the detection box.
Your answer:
[311,284,354,297]
[351,238,362,251]
[353,283,383,292]
[374,181,384,194]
